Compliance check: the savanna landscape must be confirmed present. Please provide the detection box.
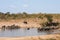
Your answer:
[0,12,60,40]
[0,0,60,40]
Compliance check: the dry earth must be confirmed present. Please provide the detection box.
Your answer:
[0,34,60,40]
[0,18,47,28]
[0,18,60,28]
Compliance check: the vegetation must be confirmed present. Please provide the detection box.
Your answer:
[0,12,60,21]
[44,14,53,23]
[45,38,56,40]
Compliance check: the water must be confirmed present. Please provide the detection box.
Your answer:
[0,28,60,37]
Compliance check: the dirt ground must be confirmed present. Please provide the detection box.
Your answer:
[0,34,59,40]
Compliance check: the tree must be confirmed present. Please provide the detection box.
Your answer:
[22,12,28,18]
[44,14,53,23]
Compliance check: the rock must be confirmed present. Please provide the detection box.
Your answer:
[27,28,30,30]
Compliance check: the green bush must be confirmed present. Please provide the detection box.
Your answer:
[44,14,53,23]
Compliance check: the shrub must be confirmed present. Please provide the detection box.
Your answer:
[44,15,53,23]
[46,38,56,40]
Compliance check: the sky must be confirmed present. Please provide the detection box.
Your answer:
[0,0,60,13]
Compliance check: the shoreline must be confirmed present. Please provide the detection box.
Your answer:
[0,19,59,30]
[0,34,59,40]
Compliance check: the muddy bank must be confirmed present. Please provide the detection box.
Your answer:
[0,18,59,27]
[0,19,59,31]
[0,34,60,40]
[0,18,59,30]
[0,18,45,28]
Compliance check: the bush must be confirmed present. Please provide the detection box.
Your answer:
[46,38,56,40]
[44,15,53,23]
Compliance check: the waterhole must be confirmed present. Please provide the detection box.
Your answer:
[0,28,60,37]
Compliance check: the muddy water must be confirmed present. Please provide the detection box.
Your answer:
[0,28,60,37]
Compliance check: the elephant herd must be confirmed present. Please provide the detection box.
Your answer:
[37,26,59,31]
[38,22,60,31]
[1,22,59,31]
[1,25,59,31]
[1,24,20,30]
[1,24,30,30]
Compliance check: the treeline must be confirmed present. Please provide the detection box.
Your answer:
[0,12,60,20]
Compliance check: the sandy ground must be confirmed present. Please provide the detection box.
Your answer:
[0,18,59,28]
[0,34,60,40]
[0,18,45,28]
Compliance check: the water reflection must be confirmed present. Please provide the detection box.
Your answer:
[0,28,59,37]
